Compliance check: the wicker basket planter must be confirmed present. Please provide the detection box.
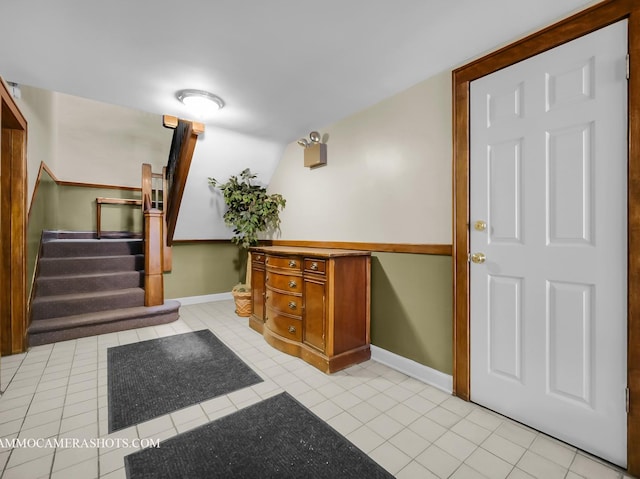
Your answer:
[232,287,252,317]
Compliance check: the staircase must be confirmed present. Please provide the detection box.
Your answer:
[28,231,180,346]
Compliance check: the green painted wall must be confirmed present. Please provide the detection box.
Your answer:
[56,185,142,233]
[370,252,453,375]
[164,242,243,299]
[27,168,59,295]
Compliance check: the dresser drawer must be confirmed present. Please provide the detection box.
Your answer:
[266,272,302,294]
[304,258,326,275]
[265,255,302,271]
[266,291,302,317]
[252,252,266,264]
[265,308,302,341]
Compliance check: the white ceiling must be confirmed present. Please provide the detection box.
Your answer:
[0,0,598,144]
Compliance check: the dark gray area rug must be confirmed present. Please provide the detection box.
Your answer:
[124,392,394,479]
[108,329,263,432]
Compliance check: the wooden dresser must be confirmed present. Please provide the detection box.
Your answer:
[249,246,371,373]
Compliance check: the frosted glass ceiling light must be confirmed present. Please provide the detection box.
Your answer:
[176,89,224,118]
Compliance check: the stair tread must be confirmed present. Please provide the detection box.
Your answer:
[29,300,180,333]
[44,230,141,240]
[40,254,144,261]
[45,239,142,244]
[41,239,143,258]
[31,287,144,304]
[37,271,142,281]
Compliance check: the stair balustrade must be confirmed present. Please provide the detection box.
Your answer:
[141,116,204,306]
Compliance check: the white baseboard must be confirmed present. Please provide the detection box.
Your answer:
[172,292,233,305]
[370,344,453,394]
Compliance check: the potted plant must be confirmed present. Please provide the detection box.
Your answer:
[208,168,286,316]
[231,283,252,317]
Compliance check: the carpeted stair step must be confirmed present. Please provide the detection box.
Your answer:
[44,230,142,240]
[48,231,142,240]
[42,239,143,258]
[36,271,144,296]
[31,288,145,321]
[28,300,181,346]
[38,255,144,276]
[29,231,179,346]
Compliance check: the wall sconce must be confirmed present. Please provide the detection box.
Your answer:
[297,131,327,168]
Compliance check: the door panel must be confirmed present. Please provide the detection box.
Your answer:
[488,275,522,382]
[470,20,627,466]
[546,280,593,405]
[488,140,523,244]
[546,123,594,244]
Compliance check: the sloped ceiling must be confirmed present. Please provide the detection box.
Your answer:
[0,0,598,144]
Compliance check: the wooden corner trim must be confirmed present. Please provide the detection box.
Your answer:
[0,78,27,130]
[162,114,205,135]
[163,115,178,129]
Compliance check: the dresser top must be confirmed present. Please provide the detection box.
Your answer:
[250,245,370,258]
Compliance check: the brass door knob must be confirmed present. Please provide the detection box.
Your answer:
[474,220,487,232]
[471,252,486,264]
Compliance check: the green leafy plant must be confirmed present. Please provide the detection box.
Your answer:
[208,168,286,249]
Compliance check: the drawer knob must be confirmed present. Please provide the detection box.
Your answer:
[310,262,319,271]
[288,325,296,334]
[289,260,297,268]
[288,301,297,310]
[265,258,269,263]
[288,280,297,288]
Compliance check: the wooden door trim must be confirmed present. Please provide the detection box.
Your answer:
[452,0,640,472]
[0,78,28,355]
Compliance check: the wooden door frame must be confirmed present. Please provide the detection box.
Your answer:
[452,0,640,472]
[0,78,28,355]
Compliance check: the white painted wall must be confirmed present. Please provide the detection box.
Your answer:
[54,92,172,187]
[16,86,57,207]
[268,71,452,244]
[174,127,283,240]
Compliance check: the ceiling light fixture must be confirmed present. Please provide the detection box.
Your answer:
[176,89,224,118]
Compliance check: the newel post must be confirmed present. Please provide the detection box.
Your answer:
[144,208,164,306]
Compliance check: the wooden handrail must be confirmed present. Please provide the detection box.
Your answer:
[95,197,142,239]
[163,115,204,246]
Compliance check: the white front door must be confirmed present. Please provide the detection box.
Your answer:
[470,20,628,466]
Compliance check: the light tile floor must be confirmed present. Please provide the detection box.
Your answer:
[0,300,633,479]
